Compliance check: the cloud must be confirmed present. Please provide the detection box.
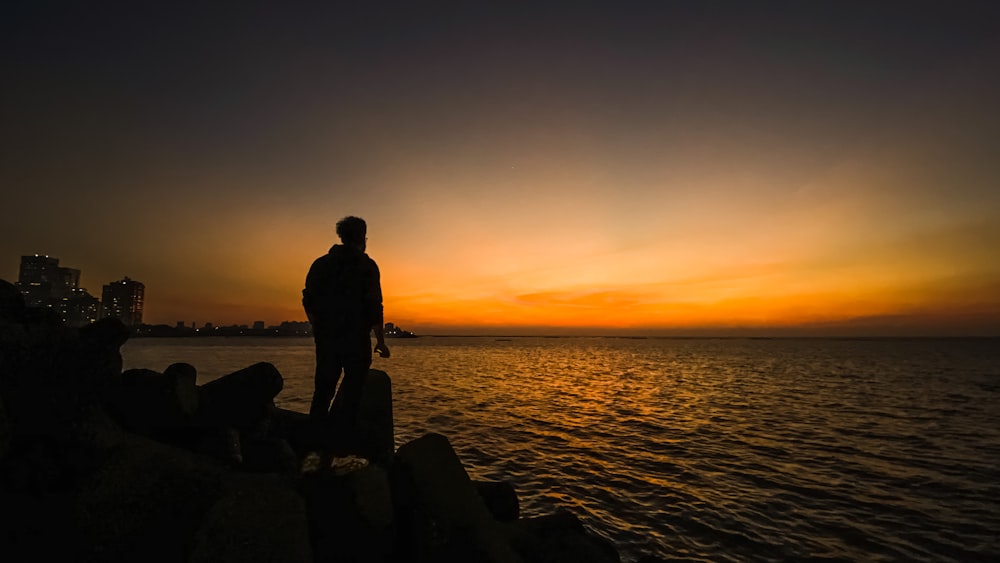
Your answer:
[514,288,648,309]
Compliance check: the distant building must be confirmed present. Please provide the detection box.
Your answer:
[58,288,101,327]
[17,254,80,306]
[384,322,416,338]
[100,276,145,326]
[16,254,96,325]
[253,320,265,330]
[277,321,312,336]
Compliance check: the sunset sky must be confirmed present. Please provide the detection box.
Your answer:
[3,2,999,335]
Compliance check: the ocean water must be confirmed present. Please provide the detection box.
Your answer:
[121,336,1000,562]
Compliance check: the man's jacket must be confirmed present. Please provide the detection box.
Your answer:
[302,244,383,342]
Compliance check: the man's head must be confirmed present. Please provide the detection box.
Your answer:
[336,216,367,250]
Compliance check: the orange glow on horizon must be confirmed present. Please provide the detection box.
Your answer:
[131,167,1000,336]
[67,56,1000,337]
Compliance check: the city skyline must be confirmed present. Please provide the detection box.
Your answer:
[4,3,999,336]
[12,254,145,327]
[8,253,389,331]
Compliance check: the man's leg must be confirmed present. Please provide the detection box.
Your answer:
[309,339,342,419]
[329,351,372,449]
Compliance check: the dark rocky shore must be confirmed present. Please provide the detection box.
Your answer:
[0,280,658,562]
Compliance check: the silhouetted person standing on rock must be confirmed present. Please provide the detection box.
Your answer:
[303,216,389,448]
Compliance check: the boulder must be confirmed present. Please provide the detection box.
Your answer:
[356,369,394,465]
[1,480,78,560]
[270,407,316,455]
[74,432,226,561]
[0,279,26,323]
[78,316,129,384]
[503,510,620,563]
[164,362,200,412]
[190,473,312,563]
[393,433,522,563]
[240,434,298,476]
[197,362,283,430]
[475,480,520,522]
[0,393,9,461]
[0,314,126,444]
[301,459,395,562]
[108,363,199,434]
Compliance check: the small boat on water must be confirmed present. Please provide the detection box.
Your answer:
[384,322,418,338]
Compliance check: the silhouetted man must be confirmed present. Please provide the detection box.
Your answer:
[303,216,389,445]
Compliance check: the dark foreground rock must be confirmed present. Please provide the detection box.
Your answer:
[393,433,522,563]
[505,511,621,563]
[301,457,395,562]
[191,473,312,563]
[0,279,627,562]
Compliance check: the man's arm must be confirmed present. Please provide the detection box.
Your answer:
[302,258,321,325]
[373,323,389,358]
[369,260,390,358]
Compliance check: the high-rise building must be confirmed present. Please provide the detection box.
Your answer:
[18,254,80,305]
[19,255,59,283]
[58,288,101,327]
[100,277,145,326]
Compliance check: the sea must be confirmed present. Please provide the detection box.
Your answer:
[121,336,1000,563]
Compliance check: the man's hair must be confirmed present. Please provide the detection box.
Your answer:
[336,216,367,245]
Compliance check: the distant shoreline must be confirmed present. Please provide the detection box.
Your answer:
[129,329,998,341]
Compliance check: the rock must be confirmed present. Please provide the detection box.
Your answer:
[475,480,520,522]
[240,435,298,476]
[393,433,522,563]
[357,369,394,466]
[223,427,244,465]
[78,316,130,350]
[0,392,9,461]
[1,315,122,443]
[270,407,316,455]
[66,406,129,473]
[301,460,395,562]
[1,484,78,560]
[74,432,226,561]
[164,362,200,413]
[197,362,283,430]
[0,279,27,323]
[78,317,129,403]
[190,473,312,563]
[503,510,620,563]
[108,364,199,434]
[2,434,70,496]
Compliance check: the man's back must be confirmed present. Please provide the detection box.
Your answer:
[303,244,380,342]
